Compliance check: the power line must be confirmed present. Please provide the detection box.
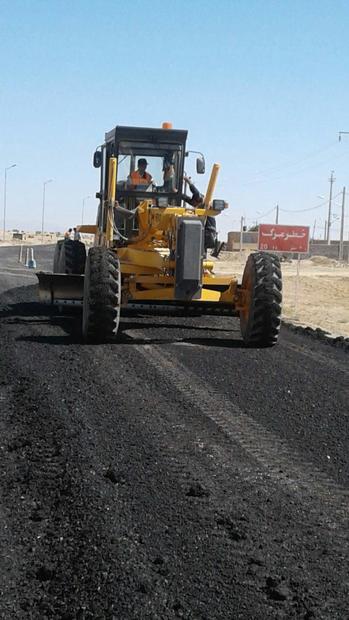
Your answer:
[255,206,276,221]
[279,192,342,214]
[241,149,347,188]
[250,141,337,179]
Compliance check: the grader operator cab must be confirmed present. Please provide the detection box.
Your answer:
[37,122,282,346]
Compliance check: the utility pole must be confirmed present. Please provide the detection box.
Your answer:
[324,220,327,241]
[312,219,316,241]
[239,216,244,256]
[339,186,346,261]
[275,204,279,224]
[3,164,17,241]
[41,179,53,243]
[327,170,335,245]
[82,195,91,225]
[338,131,349,259]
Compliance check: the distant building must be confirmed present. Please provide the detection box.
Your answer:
[226,231,258,251]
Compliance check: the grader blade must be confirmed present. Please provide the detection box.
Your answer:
[36,272,84,306]
[126,301,238,316]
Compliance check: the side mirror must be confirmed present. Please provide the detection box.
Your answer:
[93,151,102,168]
[196,156,205,174]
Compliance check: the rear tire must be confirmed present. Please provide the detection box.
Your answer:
[58,239,86,274]
[82,247,121,343]
[240,252,282,347]
[74,241,87,274]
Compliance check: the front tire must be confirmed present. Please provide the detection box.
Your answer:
[82,247,121,343]
[240,252,282,347]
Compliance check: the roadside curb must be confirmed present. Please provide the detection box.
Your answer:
[282,320,349,352]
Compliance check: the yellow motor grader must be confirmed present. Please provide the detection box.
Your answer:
[37,123,282,346]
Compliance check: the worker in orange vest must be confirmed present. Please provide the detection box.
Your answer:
[128,158,153,188]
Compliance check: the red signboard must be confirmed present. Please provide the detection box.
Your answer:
[258,224,310,253]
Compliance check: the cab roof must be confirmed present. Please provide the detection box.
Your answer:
[105,125,188,146]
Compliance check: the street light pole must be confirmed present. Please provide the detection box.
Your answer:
[41,179,53,244]
[3,164,17,241]
[239,215,244,257]
[82,195,91,225]
[327,170,335,245]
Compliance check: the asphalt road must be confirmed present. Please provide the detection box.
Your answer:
[0,245,348,619]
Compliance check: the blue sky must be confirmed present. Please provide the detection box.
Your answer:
[1,0,349,240]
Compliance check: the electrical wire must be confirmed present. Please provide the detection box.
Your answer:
[241,148,347,188]
[250,141,338,179]
[255,206,276,221]
[279,191,342,214]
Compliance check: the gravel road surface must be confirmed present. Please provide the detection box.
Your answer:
[0,245,348,619]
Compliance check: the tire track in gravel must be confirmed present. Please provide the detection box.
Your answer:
[89,343,349,619]
[128,335,349,523]
[113,331,349,617]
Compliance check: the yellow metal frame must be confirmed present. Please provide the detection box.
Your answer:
[106,157,117,244]
[88,161,243,309]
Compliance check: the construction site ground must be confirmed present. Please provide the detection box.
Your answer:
[0,245,348,619]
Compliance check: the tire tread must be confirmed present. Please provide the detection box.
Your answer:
[240,252,282,347]
[82,247,121,342]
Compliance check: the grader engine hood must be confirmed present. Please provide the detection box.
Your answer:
[175,217,204,300]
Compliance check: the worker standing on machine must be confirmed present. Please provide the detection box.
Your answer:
[73,227,81,241]
[182,175,203,207]
[182,176,220,254]
[162,154,177,192]
[127,158,153,189]
[64,228,73,239]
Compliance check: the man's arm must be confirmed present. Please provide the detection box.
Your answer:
[183,176,204,205]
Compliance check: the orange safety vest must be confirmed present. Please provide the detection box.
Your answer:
[129,170,152,186]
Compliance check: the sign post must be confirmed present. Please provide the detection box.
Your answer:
[258,224,310,316]
[295,253,301,315]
